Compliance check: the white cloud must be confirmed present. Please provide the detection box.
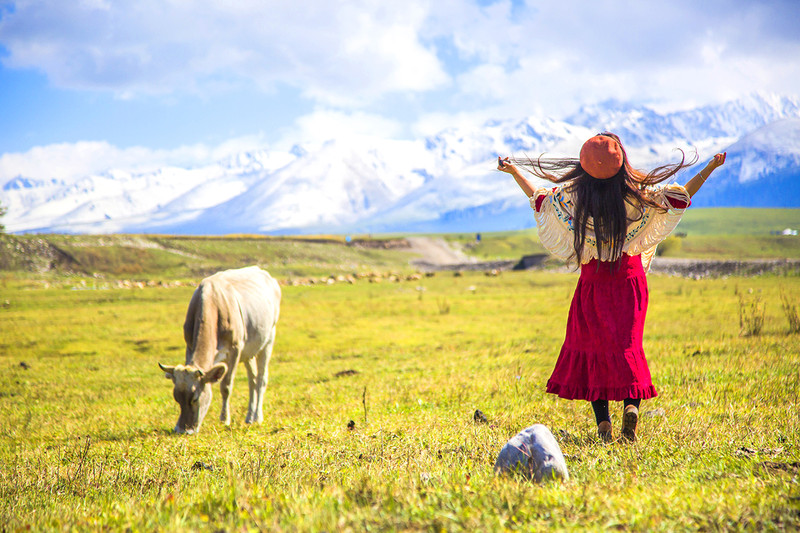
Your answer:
[412,108,502,138]
[0,0,450,105]
[1,0,799,152]
[277,109,405,149]
[0,110,402,185]
[423,0,800,117]
[0,136,273,183]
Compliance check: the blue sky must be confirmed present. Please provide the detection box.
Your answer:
[1,0,799,182]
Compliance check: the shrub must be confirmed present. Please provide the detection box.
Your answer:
[780,288,800,334]
[739,293,765,336]
[656,236,682,257]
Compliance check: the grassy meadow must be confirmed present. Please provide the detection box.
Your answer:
[447,208,800,261]
[0,233,417,281]
[1,217,800,531]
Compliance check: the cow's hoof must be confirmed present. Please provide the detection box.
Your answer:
[245,410,263,424]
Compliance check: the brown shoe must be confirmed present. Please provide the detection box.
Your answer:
[621,405,638,442]
[597,421,613,443]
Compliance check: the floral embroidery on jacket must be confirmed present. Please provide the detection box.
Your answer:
[529,183,690,272]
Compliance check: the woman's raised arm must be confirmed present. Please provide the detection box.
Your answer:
[498,156,537,198]
[684,152,726,198]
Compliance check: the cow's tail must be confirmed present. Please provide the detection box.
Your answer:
[184,281,221,368]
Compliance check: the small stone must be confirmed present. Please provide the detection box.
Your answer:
[757,461,800,475]
[494,424,569,483]
[642,408,666,418]
[192,461,214,472]
[557,429,581,445]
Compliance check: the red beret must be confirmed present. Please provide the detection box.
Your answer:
[579,135,623,179]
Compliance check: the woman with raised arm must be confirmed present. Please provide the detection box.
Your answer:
[498,133,725,442]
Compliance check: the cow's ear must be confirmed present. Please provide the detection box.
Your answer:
[159,363,176,380]
[203,362,228,384]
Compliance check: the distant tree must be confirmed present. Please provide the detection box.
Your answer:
[0,201,6,233]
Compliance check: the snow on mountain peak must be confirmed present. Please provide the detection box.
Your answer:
[3,94,799,234]
[719,118,800,183]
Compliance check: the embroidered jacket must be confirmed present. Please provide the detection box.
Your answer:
[530,183,691,272]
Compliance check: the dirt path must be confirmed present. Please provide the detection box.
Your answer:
[405,237,475,267]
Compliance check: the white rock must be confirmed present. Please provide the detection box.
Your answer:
[494,424,569,483]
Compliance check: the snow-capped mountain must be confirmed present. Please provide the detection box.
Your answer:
[146,138,435,234]
[567,93,800,147]
[687,117,800,208]
[2,93,799,235]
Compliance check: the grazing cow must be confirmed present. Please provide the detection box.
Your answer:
[158,266,281,434]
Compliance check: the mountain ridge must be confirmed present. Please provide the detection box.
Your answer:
[3,93,799,235]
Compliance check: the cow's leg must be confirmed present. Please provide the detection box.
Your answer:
[251,325,276,424]
[244,356,259,424]
[219,353,238,425]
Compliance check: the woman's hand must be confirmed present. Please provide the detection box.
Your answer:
[706,152,726,172]
[685,152,727,198]
[497,156,515,173]
[497,156,536,197]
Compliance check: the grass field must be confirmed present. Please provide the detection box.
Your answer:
[0,233,418,281]
[446,208,800,261]
[2,256,800,530]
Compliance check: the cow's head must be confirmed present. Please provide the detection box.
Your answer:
[158,362,227,434]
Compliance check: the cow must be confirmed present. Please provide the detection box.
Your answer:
[158,266,281,434]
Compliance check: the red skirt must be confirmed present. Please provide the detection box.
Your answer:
[546,253,657,401]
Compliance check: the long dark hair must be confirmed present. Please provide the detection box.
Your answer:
[514,132,697,265]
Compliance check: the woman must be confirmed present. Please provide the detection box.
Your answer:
[498,132,726,442]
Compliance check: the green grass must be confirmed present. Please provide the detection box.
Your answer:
[3,208,799,280]
[446,229,549,261]
[674,208,800,236]
[1,269,799,530]
[671,235,800,259]
[1,233,419,281]
[670,208,800,259]
[446,208,800,261]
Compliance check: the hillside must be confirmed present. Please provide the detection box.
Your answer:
[0,234,419,281]
[1,209,798,282]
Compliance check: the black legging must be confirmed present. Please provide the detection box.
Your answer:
[591,399,641,425]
